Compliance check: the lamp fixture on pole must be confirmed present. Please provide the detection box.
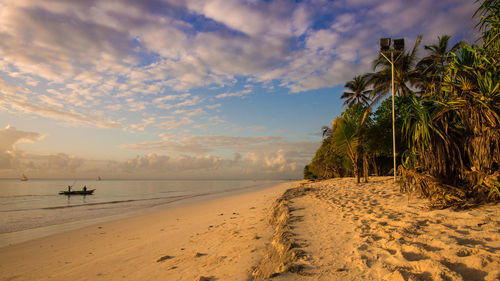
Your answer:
[379,37,404,183]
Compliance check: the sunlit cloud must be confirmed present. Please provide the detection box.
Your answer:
[0,0,478,179]
[0,80,122,128]
[0,126,317,179]
[0,0,477,97]
[153,117,194,130]
[215,89,252,99]
[156,96,203,110]
[129,117,156,132]
[172,108,206,116]
[153,94,192,104]
[0,125,44,170]
[205,104,221,110]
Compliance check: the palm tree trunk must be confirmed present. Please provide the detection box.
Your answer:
[370,156,379,176]
[353,164,361,183]
[363,155,369,183]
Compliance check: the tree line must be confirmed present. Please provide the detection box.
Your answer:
[304,0,499,207]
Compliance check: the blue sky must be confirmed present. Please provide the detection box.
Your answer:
[0,0,478,179]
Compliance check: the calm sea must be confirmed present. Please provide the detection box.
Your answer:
[0,179,283,247]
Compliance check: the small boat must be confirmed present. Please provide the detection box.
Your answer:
[97,176,101,181]
[21,174,28,181]
[59,189,95,195]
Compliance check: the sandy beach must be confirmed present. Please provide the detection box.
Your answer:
[1,178,499,281]
[0,181,297,281]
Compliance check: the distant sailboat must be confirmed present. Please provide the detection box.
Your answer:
[97,176,101,181]
[21,174,28,181]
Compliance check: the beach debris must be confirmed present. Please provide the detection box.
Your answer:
[193,252,207,258]
[156,255,174,262]
[193,276,213,281]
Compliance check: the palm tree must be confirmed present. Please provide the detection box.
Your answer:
[341,75,372,107]
[332,104,372,183]
[416,35,464,94]
[332,116,361,182]
[474,0,499,57]
[369,35,423,99]
[400,7,500,204]
[401,42,499,204]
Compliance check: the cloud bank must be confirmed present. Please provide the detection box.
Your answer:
[0,126,318,179]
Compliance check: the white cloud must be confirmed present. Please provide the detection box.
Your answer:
[126,99,147,112]
[0,125,44,170]
[0,125,317,179]
[172,108,206,116]
[153,93,191,104]
[215,89,252,99]
[117,134,320,178]
[0,0,479,179]
[0,79,122,128]
[206,104,221,109]
[0,0,477,106]
[157,95,203,110]
[129,117,156,132]
[154,117,194,130]
[119,134,318,166]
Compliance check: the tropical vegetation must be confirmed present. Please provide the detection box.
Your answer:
[305,0,499,207]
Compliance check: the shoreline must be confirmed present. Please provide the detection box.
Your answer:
[1,177,498,281]
[0,180,285,248]
[0,181,298,281]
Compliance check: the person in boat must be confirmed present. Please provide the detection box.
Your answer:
[68,185,71,192]
[83,185,87,192]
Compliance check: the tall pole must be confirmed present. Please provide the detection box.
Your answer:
[391,52,396,183]
[380,50,397,183]
[381,37,403,184]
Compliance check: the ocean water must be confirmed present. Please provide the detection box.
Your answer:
[0,179,283,247]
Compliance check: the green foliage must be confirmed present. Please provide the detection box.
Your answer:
[307,0,498,204]
[369,35,423,98]
[368,96,409,158]
[341,75,372,107]
[303,165,317,180]
[474,0,500,57]
[400,0,499,205]
[308,136,351,179]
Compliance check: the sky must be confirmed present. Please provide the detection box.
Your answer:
[0,0,478,179]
